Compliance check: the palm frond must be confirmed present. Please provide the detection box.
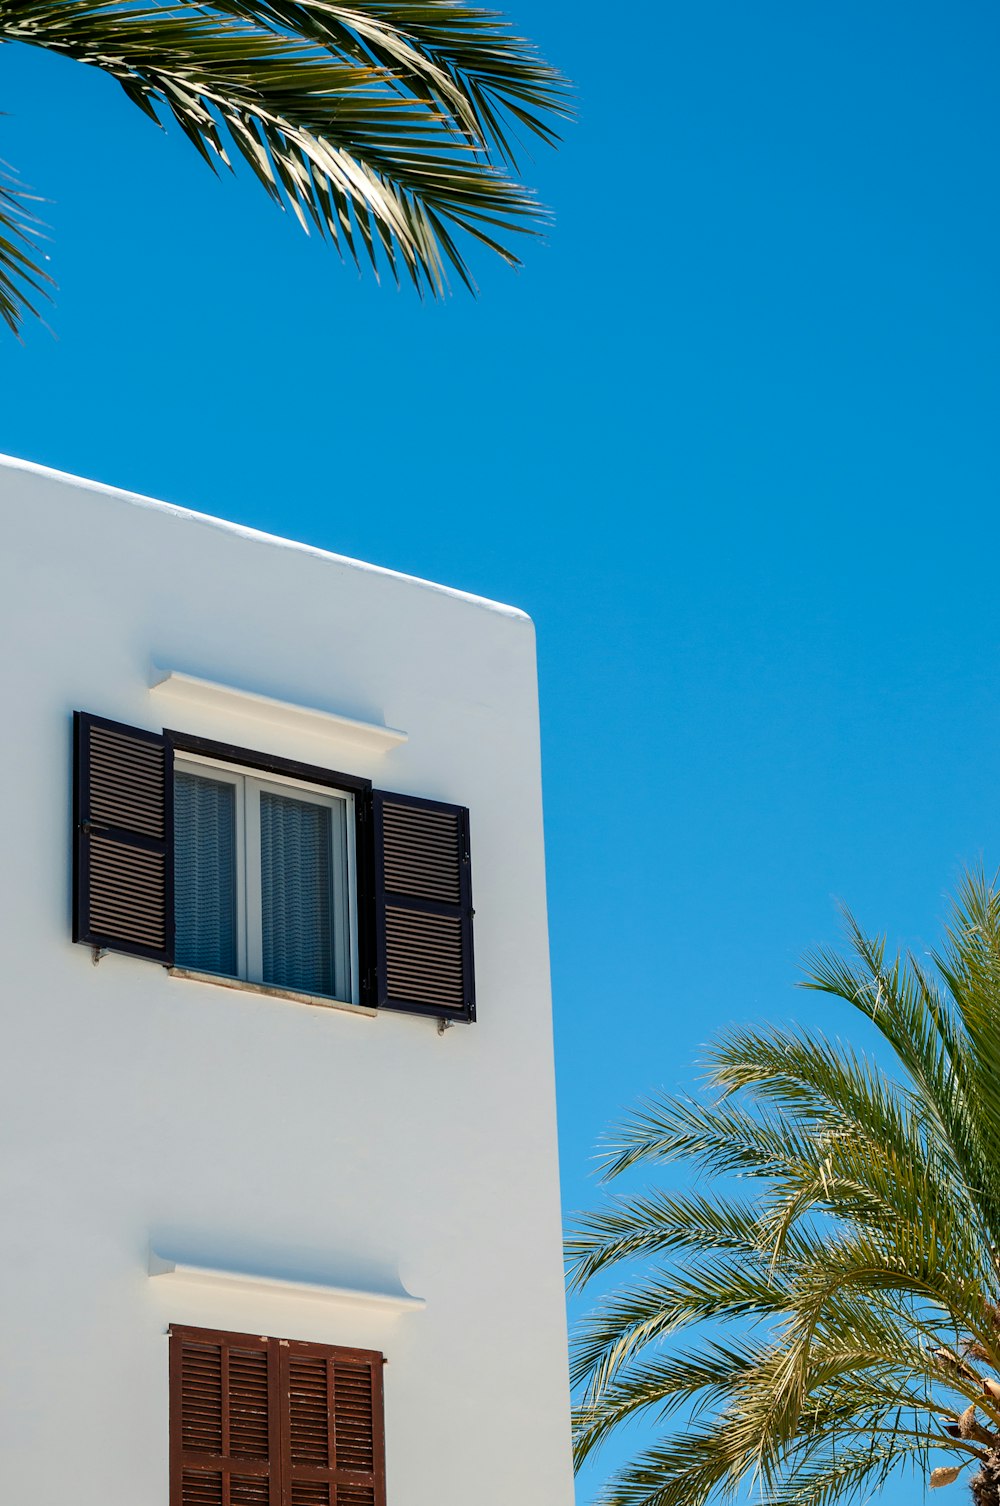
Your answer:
[762,1438,938,1506]
[934,870,1000,1189]
[571,1256,797,1399]
[566,1192,777,1292]
[708,1022,992,1275]
[0,148,53,335]
[0,0,569,329]
[591,1424,745,1506]
[597,1092,827,1183]
[573,1338,767,1469]
[209,0,568,162]
[570,870,1000,1506]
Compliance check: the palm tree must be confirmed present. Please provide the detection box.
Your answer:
[0,0,568,334]
[568,870,1000,1506]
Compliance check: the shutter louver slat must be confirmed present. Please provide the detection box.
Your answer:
[172,1329,383,1506]
[229,1348,270,1459]
[332,1362,375,1473]
[373,791,475,1021]
[290,1484,330,1505]
[74,712,174,962]
[88,837,167,947]
[88,724,167,836]
[171,1329,278,1506]
[181,1343,223,1454]
[381,802,461,903]
[282,1342,385,1506]
[385,907,464,1007]
[288,1355,329,1464]
[230,1479,270,1504]
[182,1471,223,1506]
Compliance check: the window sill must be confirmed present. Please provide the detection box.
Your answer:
[149,1251,426,1312]
[168,967,377,1018]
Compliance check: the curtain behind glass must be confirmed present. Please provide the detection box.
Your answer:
[174,772,238,975]
[260,791,334,996]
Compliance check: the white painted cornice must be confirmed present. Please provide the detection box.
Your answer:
[150,667,407,755]
[148,1251,426,1312]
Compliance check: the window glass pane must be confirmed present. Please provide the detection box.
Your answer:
[174,771,238,976]
[260,791,335,996]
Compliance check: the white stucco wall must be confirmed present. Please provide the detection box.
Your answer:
[0,456,573,1505]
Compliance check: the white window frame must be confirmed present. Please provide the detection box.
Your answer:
[174,753,359,1006]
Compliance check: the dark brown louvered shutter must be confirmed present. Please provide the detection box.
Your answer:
[280,1340,386,1506]
[73,711,174,962]
[371,791,475,1022]
[169,1327,280,1506]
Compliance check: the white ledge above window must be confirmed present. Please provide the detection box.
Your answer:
[148,1251,426,1312]
[149,668,407,755]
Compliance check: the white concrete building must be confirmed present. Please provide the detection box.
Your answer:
[0,455,573,1506]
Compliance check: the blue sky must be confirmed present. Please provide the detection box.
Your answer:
[3,3,1000,1500]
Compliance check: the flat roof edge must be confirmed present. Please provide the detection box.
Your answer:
[0,452,532,624]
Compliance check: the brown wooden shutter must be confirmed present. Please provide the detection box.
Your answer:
[371,791,475,1022]
[170,1329,385,1506]
[169,1327,280,1506]
[73,711,174,962]
[280,1340,386,1506]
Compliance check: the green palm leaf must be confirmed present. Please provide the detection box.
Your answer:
[0,0,569,331]
[0,149,53,335]
[569,870,1000,1506]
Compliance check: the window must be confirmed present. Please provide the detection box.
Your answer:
[169,1323,386,1506]
[174,756,357,1004]
[72,712,477,1022]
